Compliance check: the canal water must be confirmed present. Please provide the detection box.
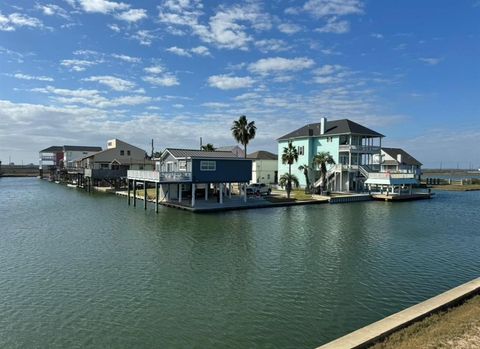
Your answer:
[0,177,479,348]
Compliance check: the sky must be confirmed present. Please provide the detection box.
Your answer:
[0,0,479,168]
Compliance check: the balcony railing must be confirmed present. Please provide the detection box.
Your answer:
[127,170,192,182]
[84,168,127,179]
[339,145,381,153]
[367,172,416,179]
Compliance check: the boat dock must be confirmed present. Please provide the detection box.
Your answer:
[372,193,433,201]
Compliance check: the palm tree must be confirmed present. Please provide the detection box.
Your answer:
[281,141,298,198]
[313,151,336,193]
[201,143,216,151]
[231,115,256,158]
[279,173,299,195]
[298,163,311,192]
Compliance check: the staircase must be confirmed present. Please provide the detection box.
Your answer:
[313,165,338,188]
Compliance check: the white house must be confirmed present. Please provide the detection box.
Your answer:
[375,148,422,179]
[248,150,278,184]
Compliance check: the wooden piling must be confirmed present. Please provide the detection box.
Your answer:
[155,182,159,213]
[127,179,131,206]
[133,180,137,207]
[144,180,147,210]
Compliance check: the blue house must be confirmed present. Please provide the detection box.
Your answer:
[128,148,252,207]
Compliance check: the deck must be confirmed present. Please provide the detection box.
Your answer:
[371,193,433,201]
[127,170,192,183]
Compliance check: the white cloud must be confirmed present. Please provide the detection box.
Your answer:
[60,59,98,72]
[76,0,129,14]
[254,39,290,53]
[131,30,154,45]
[11,73,54,82]
[111,53,141,63]
[36,4,70,19]
[202,102,230,108]
[303,0,363,17]
[166,46,191,57]
[108,23,120,32]
[248,57,315,75]
[144,65,164,74]
[0,11,44,31]
[158,2,271,50]
[312,64,350,84]
[191,45,211,56]
[316,17,350,34]
[207,75,255,90]
[371,33,383,39]
[143,75,179,87]
[83,75,136,91]
[419,57,442,65]
[115,8,147,22]
[278,22,301,34]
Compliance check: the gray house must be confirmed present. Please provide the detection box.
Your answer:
[128,148,252,207]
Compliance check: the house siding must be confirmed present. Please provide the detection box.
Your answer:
[191,159,251,183]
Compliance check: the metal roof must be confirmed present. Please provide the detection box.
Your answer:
[39,145,101,153]
[382,147,423,166]
[39,146,63,153]
[166,148,245,159]
[277,119,384,141]
[248,150,277,160]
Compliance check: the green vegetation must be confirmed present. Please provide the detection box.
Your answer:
[201,143,216,151]
[281,141,299,198]
[313,151,335,193]
[432,184,480,191]
[370,295,480,349]
[231,115,256,158]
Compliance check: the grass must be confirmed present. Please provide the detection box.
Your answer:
[431,184,480,191]
[134,188,157,199]
[370,295,480,349]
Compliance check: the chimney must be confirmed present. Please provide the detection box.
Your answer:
[320,117,327,135]
[397,153,402,163]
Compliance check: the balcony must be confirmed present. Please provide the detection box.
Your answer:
[127,170,192,183]
[367,172,416,179]
[84,168,127,179]
[339,145,381,153]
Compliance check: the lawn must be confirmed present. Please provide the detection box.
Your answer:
[370,295,480,349]
[431,184,480,191]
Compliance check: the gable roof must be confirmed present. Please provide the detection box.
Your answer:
[40,145,101,153]
[382,147,422,166]
[164,148,245,159]
[40,146,63,153]
[278,119,384,141]
[248,150,277,160]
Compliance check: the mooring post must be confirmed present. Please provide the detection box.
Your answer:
[144,180,147,210]
[133,180,137,207]
[155,182,159,213]
[127,179,131,206]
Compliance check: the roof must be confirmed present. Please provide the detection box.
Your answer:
[382,147,422,166]
[248,150,277,160]
[277,119,384,141]
[165,148,245,159]
[40,145,101,153]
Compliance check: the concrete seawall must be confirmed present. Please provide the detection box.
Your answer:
[317,277,480,349]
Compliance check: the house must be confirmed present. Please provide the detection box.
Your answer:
[128,148,252,207]
[216,145,245,158]
[39,144,102,178]
[376,148,422,179]
[248,150,278,185]
[277,117,385,192]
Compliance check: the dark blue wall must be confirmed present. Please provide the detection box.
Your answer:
[191,159,252,183]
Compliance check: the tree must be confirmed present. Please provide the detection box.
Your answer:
[201,143,216,151]
[279,173,299,195]
[281,141,298,198]
[313,151,336,193]
[231,115,256,158]
[298,164,311,192]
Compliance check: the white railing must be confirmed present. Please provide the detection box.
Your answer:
[367,172,416,179]
[127,170,192,182]
[339,145,381,153]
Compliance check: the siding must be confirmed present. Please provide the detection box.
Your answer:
[191,159,251,183]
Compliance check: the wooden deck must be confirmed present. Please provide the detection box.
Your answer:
[372,193,432,201]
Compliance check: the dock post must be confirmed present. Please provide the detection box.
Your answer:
[155,182,159,213]
[220,183,223,204]
[127,179,131,206]
[133,180,137,207]
[192,183,196,207]
[178,184,182,203]
[243,183,247,203]
[205,183,208,200]
[229,183,232,198]
[144,181,147,210]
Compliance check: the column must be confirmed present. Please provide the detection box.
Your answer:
[128,179,131,205]
[144,181,147,210]
[155,182,159,213]
[191,183,196,207]
[178,184,182,203]
[219,183,223,204]
[229,183,232,198]
[133,180,137,207]
[205,183,209,200]
[243,183,247,202]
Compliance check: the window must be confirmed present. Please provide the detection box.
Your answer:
[127,150,131,156]
[101,163,109,169]
[298,146,304,156]
[200,160,216,171]
[326,137,333,143]
[120,150,125,156]
[178,160,187,171]
[267,174,270,180]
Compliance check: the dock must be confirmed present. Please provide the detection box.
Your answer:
[372,193,432,201]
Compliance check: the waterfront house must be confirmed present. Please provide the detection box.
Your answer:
[248,150,278,185]
[128,148,252,208]
[277,117,421,193]
[39,145,102,178]
[376,148,422,179]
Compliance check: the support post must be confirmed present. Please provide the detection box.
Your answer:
[243,183,247,203]
[144,181,147,210]
[229,183,232,198]
[178,184,182,203]
[128,179,131,205]
[219,183,223,204]
[205,183,208,200]
[133,180,137,207]
[192,183,196,207]
[155,182,159,213]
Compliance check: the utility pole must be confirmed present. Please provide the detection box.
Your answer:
[151,139,154,158]
[200,137,203,150]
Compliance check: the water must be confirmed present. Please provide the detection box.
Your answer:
[0,178,479,348]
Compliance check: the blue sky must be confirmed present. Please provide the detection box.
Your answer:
[0,0,479,168]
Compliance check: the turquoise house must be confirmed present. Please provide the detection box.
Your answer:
[277,118,385,192]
